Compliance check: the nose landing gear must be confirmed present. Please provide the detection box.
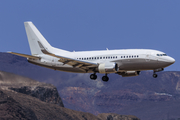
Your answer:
[153,68,164,78]
[153,73,158,78]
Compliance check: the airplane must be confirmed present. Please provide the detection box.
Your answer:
[8,21,175,82]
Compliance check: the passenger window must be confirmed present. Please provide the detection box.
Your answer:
[127,56,128,58]
[100,57,102,59]
[108,57,110,59]
[132,56,133,58]
[106,57,108,59]
[129,56,131,58]
[87,58,88,60]
[124,56,125,58]
[82,58,83,60]
[137,55,139,57]
[94,57,96,59]
[103,57,105,59]
[84,58,86,60]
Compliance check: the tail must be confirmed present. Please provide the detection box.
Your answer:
[24,21,69,55]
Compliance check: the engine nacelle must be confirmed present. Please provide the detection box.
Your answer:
[118,71,140,77]
[98,62,119,73]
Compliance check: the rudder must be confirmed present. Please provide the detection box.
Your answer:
[24,22,52,55]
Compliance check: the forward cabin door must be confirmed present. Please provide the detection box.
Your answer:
[146,52,151,62]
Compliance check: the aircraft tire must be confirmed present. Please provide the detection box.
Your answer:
[90,74,97,80]
[102,76,109,82]
[153,74,158,78]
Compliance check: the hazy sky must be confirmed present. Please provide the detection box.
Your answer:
[0,1,179,71]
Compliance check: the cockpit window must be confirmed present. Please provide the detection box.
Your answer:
[157,54,167,56]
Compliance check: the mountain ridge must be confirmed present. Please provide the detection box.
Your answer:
[0,70,140,120]
[0,52,180,120]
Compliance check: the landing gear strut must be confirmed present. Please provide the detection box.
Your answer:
[102,74,109,82]
[90,73,97,80]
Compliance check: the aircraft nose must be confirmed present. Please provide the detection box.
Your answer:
[167,57,175,64]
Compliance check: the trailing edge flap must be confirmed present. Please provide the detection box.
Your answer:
[8,52,40,59]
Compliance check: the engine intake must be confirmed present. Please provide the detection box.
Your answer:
[98,62,119,73]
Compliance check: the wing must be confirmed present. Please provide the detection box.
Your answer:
[50,53,97,68]
[8,52,40,59]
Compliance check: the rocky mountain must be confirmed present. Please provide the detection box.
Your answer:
[0,71,139,120]
[0,70,64,107]
[0,52,180,120]
[59,72,180,120]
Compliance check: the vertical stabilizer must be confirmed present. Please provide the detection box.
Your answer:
[24,21,68,55]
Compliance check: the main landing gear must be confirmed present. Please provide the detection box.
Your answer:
[102,74,109,82]
[90,73,97,80]
[90,73,109,82]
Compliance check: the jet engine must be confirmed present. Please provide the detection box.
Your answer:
[117,71,140,77]
[98,62,119,73]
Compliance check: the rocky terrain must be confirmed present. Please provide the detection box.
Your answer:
[0,70,139,120]
[58,71,180,120]
[0,52,180,120]
[0,71,64,107]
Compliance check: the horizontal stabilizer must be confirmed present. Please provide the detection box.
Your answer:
[7,52,40,59]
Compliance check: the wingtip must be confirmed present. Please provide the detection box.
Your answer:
[7,51,12,53]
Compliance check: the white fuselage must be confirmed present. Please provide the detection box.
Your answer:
[28,49,175,73]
